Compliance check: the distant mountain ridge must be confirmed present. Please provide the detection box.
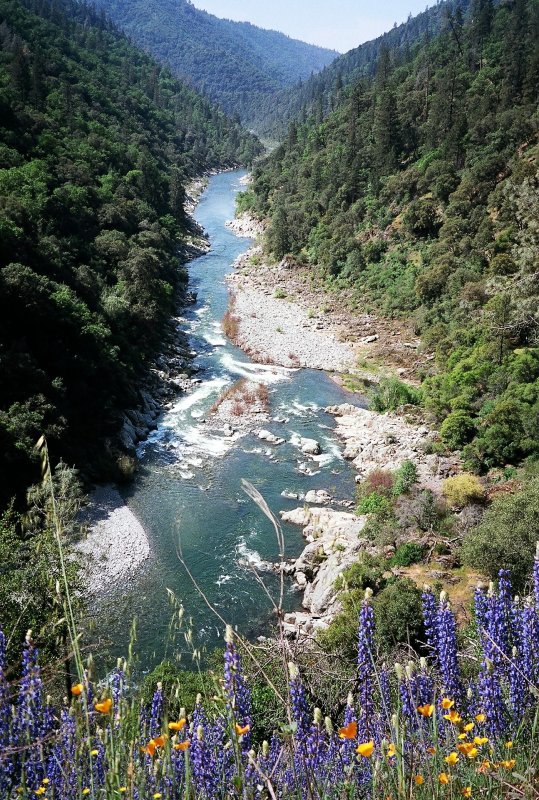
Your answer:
[250,0,474,138]
[96,0,339,124]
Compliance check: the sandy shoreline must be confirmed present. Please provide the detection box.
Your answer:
[78,485,150,596]
[226,244,356,372]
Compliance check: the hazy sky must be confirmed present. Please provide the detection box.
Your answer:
[191,0,430,53]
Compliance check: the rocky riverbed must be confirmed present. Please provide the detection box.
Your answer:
[226,248,356,372]
[221,211,465,641]
[78,485,151,596]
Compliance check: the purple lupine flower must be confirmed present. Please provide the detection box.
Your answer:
[357,589,375,740]
[378,666,392,733]
[477,656,507,738]
[289,663,310,743]
[17,631,45,790]
[509,645,527,724]
[0,629,13,796]
[485,571,512,673]
[111,658,126,717]
[534,542,539,608]
[474,586,488,633]
[224,625,252,750]
[190,722,219,799]
[397,662,418,728]
[437,592,462,704]
[417,657,434,706]
[422,585,439,661]
[150,682,163,738]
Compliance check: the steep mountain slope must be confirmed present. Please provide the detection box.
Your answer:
[0,0,262,503]
[251,0,474,138]
[95,0,338,123]
[243,0,539,472]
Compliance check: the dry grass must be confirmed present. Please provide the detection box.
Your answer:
[210,378,270,417]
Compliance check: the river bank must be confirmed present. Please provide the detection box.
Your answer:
[78,485,150,596]
[225,211,461,640]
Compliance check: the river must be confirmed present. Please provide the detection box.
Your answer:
[98,170,361,670]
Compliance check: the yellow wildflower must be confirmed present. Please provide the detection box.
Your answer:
[445,752,459,766]
[356,740,375,758]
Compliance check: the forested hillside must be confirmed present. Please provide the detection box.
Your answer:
[0,0,262,505]
[95,0,338,124]
[251,0,474,138]
[243,0,539,472]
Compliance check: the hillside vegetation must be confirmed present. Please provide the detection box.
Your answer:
[0,0,262,504]
[242,0,539,473]
[96,0,338,123]
[251,0,474,139]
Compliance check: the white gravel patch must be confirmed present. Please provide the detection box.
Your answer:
[228,282,355,372]
[78,485,150,595]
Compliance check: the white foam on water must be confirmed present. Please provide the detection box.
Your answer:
[194,304,211,317]
[236,537,265,570]
[278,399,320,417]
[170,377,230,415]
[203,332,227,347]
[220,353,293,384]
[216,574,232,587]
[180,427,233,458]
[179,470,195,480]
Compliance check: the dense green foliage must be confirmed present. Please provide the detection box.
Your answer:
[245,0,539,471]
[0,0,261,505]
[96,0,338,124]
[0,461,83,665]
[462,475,539,591]
[251,0,473,138]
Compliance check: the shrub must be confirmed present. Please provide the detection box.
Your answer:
[274,287,287,299]
[363,468,394,496]
[461,476,539,591]
[390,542,426,567]
[395,489,450,533]
[393,460,418,495]
[335,555,388,593]
[374,578,425,652]
[369,377,422,412]
[357,491,392,517]
[440,410,476,450]
[442,473,485,507]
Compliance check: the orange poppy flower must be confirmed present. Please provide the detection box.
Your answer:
[500,759,516,769]
[141,740,156,757]
[71,683,83,696]
[414,775,424,785]
[169,719,187,732]
[477,760,491,773]
[356,741,375,758]
[235,723,250,736]
[439,772,450,784]
[153,735,168,748]
[444,710,462,724]
[475,713,486,723]
[462,788,472,797]
[427,746,437,755]
[174,740,191,751]
[94,698,112,714]
[441,698,455,710]
[463,723,474,732]
[338,721,357,740]
[474,737,488,746]
[387,743,396,758]
[418,704,435,717]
